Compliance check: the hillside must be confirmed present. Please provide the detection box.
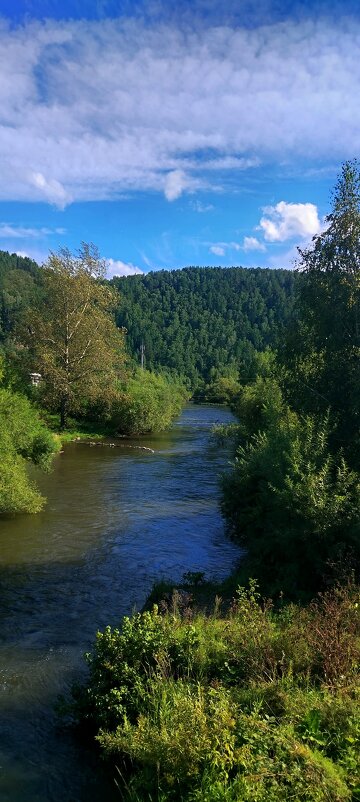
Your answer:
[0,253,296,387]
[113,266,296,385]
[0,250,41,340]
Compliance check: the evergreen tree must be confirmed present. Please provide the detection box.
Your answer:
[113,266,295,386]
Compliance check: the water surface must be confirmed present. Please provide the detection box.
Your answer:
[0,404,239,801]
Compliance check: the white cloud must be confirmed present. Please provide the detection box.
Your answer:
[164,170,187,201]
[210,244,225,256]
[209,241,241,255]
[210,237,266,255]
[0,17,359,205]
[140,251,155,269]
[106,258,144,277]
[259,201,322,242]
[190,200,215,213]
[30,172,72,209]
[242,236,266,252]
[0,223,66,238]
[15,250,31,258]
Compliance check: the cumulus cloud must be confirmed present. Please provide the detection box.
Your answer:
[0,16,359,205]
[210,238,266,255]
[164,170,187,201]
[106,258,144,277]
[259,201,322,242]
[210,244,226,256]
[242,236,266,252]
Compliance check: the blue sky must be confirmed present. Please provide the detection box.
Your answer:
[0,0,359,276]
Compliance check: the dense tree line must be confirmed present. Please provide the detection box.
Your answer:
[0,246,188,515]
[0,251,296,394]
[221,162,360,597]
[113,266,296,386]
[0,250,40,343]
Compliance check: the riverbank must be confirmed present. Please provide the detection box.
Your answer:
[0,404,238,802]
[145,566,245,612]
[75,579,360,802]
[43,412,114,442]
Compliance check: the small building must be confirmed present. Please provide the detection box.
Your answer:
[30,372,42,386]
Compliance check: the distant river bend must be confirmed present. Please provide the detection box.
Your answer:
[0,404,239,802]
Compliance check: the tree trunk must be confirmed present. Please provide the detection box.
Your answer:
[60,395,67,430]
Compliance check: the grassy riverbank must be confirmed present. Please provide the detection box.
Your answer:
[43,412,113,442]
[73,580,360,802]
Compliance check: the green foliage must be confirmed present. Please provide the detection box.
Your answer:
[221,378,360,596]
[109,371,189,435]
[113,266,295,386]
[0,383,59,514]
[0,250,40,342]
[0,245,187,435]
[79,368,188,435]
[282,161,360,467]
[194,376,241,404]
[100,681,237,791]
[23,243,127,428]
[219,166,360,598]
[230,375,284,437]
[74,582,360,801]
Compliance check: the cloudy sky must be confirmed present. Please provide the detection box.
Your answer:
[0,0,359,275]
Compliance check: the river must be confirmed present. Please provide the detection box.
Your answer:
[0,404,239,802]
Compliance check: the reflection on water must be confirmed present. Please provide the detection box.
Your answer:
[0,405,239,802]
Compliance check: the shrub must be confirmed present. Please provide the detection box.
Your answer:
[73,582,360,801]
[221,396,360,596]
[0,385,59,514]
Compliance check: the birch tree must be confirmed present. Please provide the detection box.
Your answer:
[28,243,126,428]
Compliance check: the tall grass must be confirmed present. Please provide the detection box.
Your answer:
[73,581,360,801]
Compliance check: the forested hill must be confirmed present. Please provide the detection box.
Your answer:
[0,250,40,339]
[112,266,296,385]
[0,252,296,388]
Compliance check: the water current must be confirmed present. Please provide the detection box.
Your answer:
[0,404,239,801]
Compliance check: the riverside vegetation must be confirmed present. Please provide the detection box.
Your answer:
[73,581,360,802]
[0,244,188,513]
[0,240,294,515]
[72,163,360,800]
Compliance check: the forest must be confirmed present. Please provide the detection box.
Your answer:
[113,265,296,387]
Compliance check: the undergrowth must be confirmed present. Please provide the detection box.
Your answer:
[72,580,360,801]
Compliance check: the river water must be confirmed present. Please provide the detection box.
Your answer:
[0,404,239,802]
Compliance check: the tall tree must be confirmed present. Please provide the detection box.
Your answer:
[285,161,360,462]
[27,243,126,428]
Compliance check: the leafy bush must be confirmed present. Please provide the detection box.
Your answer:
[73,582,360,801]
[195,376,241,405]
[0,384,59,513]
[109,371,188,434]
[221,378,360,596]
